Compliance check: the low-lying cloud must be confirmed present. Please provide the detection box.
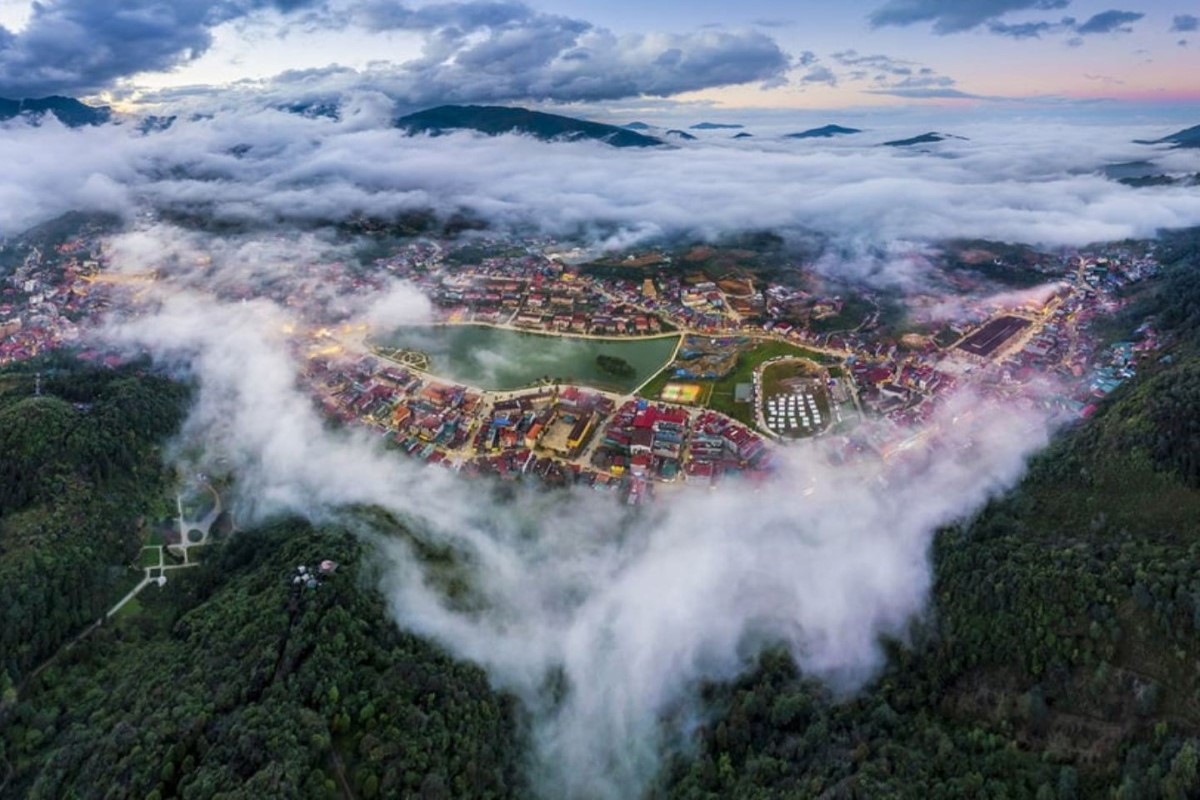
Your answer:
[5,106,1200,264]
[104,269,1059,798]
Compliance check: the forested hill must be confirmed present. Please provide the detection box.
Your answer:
[1,521,525,799]
[664,230,1200,799]
[0,357,188,691]
[396,105,665,148]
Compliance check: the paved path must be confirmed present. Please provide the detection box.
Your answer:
[106,544,203,618]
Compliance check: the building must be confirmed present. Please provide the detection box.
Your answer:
[568,413,594,454]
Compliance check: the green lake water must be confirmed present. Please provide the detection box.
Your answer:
[374,325,680,393]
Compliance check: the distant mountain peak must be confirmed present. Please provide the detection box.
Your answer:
[785,124,862,140]
[624,121,652,130]
[690,122,745,130]
[0,96,111,127]
[395,105,664,148]
[1134,124,1200,150]
[282,100,341,121]
[732,132,754,139]
[665,129,698,140]
[883,131,967,147]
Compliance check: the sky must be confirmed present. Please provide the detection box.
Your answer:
[0,0,1198,117]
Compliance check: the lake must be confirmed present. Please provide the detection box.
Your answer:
[373,324,680,393]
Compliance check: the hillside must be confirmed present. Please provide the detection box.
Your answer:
[0,96,111,127]
[0,357,188,693]
[785,124,862,139]
[1,519,525,799]
[884,132,966,147]
[1134,124,1200,149]
[396,105,664,148]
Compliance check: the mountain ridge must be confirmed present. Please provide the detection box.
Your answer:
[785,124,862,139]
[883,131,967,147]
[396,104,664,148]
[0,95,111,127]
[1134,124,1200,149]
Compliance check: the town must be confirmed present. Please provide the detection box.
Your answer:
[0,218,1167,502]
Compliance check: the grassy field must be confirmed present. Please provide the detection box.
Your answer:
[634,366,677,401]
[637,338,836,427]
[137,546,161,568]
[710,340,831,424]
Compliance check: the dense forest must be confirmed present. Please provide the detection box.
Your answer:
[3,231,1200,798]
[0,356,188,693]
[1,522,525,799]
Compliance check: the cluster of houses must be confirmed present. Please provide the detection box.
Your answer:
[590,400,769,487]
[0,221,1177,504]
[473,386,613,459]
[388,253,667,336]
[374,238,878,351]
[0,234,109,365]
[684,412,770,484]
[306,355,479,462]
[842,245,1166,435]
[850,356,957,425]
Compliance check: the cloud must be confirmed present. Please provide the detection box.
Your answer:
[0,116,140,233]
[0,1,789,107]
[868,0,1070,33]
[800,65,838,86]
[822,49,967,98]
[333,1,790,106]
[987,17,1076,38]
[832,49,916,74]
[1170,14,1199,32]
[0,0,324,98]
[863,70,983,100]
[751,17,796,29]
[1074,9,1143,34]
[869,0,1143,39]
[868,86,984,99]
[7,108,1200,255]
